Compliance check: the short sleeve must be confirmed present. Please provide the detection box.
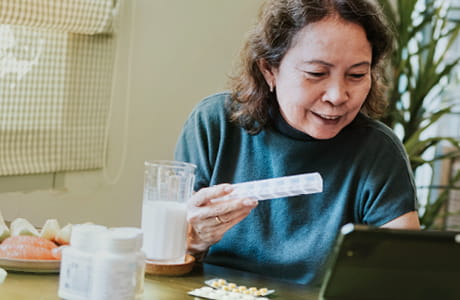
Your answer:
[357,126,418,226]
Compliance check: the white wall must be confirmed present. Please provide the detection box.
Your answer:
[0,0,260,227]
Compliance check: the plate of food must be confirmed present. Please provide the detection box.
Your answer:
[0,212,71,273]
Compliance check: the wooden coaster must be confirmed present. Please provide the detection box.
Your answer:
[145,254,195,276]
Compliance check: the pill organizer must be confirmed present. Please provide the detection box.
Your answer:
[212,172,323,202]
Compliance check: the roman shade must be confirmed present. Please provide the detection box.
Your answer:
[0,0,117,176]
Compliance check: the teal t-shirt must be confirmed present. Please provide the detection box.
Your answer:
[174,92,417,285]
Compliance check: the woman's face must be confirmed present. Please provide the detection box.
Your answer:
[262,17,372,140]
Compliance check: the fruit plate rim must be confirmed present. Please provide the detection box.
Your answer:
[0,257,60,273]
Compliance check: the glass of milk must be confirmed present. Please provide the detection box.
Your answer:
[141,160,196,264]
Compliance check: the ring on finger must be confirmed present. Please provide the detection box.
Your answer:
[215,216,224,225]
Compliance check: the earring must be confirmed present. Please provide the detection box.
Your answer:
[269,81,274,93]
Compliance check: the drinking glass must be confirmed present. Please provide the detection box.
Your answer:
[141,160,196,264]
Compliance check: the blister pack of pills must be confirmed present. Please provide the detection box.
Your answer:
[187,278,274,300]
[188,286,269,300]
[212,172,323,202]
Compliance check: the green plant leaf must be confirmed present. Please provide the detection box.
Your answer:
[381,0,460,229]
[420,168,460,228]
[403,107,452,147]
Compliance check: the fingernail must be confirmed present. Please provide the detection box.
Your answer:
[244,199,258,206]
[223,185,233,193]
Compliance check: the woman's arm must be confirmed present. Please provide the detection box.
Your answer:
[380,211,420,230]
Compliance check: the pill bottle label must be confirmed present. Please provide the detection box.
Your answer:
[59,250,93,300]
[91,259,137,300]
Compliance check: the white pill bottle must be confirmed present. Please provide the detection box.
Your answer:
[90,227,145,300]
[58,224,107,300]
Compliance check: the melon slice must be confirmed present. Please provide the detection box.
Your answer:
[55,223,72,245]
[40,219,61,241]
[10,218,40,237]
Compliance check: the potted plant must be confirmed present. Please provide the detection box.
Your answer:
[380,0,460,229]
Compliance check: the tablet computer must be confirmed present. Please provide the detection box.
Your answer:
[319,223,460,300]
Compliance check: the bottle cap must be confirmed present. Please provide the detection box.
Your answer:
[101,227,142,253]
[113,227,143,249]
[70,224,107,252]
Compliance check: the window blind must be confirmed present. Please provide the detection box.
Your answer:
[0,0,114,34]
[0,0,116,176]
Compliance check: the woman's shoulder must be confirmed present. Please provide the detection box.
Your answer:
[351,113,406,153]
[184,91,232,129]
[193,91,231,114]
[357,114,400,138]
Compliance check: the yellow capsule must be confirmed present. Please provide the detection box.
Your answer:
[222,285,231,291]
[232,288,239,293]
[242,290,251,295]
[259,288,268,295]
[248,287,258,292]
[217,279,227,286]
[227,283,237,289]
[238,286,247,292]
[211,281,220,288]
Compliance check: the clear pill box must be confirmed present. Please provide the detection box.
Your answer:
[213,172,323,202]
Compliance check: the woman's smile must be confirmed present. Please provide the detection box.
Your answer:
[312,111,342,121]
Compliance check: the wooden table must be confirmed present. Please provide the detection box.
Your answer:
[0,263,319,300]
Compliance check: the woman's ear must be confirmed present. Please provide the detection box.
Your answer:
[257,59,276,92]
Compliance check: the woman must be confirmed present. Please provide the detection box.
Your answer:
[175,0,420,285]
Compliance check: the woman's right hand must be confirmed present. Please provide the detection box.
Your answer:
[186,184,258,257]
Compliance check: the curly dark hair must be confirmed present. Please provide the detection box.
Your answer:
[227,0,394,134]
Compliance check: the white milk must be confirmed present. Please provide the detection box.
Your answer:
[141,200,187,263]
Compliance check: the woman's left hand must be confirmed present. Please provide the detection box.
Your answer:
[186,184,258,256]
